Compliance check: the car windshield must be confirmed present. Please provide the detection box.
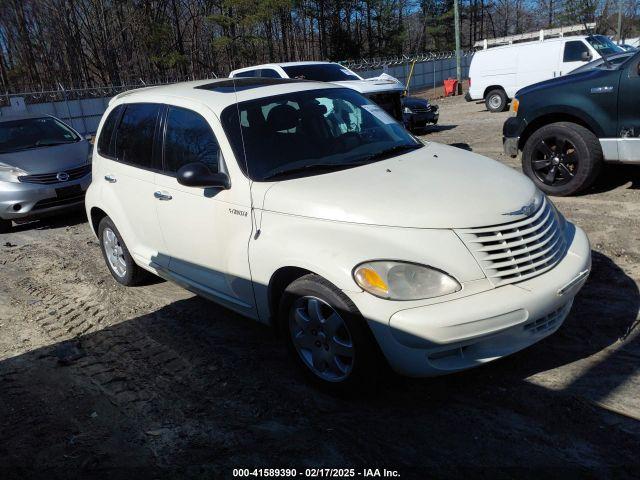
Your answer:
[596,52,635,69]
[221,87,422,181]
[281,64,360,82]
[0,116,80,154]
[570,52,634,73]
[587,35,625,56]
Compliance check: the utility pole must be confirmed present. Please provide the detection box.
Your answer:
[454,0,462,94]
[616,0,623,43]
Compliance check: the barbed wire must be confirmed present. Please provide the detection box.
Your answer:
[339,50,475,70]
[1,50,475,105]
[1,74,218,105]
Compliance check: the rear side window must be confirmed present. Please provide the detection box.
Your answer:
[97,106,122,157]
[564,41,589,62]
[114,103,160,168]
[163,107,220,174]
[234,70,257,78]
[259,69,281,78]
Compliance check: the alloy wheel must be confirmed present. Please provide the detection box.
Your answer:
[531,136,578,186]
[289,296,355,382]
[102,227,127,278]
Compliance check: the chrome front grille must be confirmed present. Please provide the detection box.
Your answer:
[456,198,567,286]
[18,164,91,185]
[410,106,437,114]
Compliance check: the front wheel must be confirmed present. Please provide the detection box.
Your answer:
[485,89,508,112]
[278,274,385,389]
[522,122,603,196]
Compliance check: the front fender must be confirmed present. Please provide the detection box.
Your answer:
[249,211,485,324]
[523,104,606,137]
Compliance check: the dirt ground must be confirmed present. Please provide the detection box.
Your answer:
[1,95,639,478]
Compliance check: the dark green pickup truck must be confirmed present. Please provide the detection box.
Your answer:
[503,50,639,196]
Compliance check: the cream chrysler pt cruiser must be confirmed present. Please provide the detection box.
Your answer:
[86,77,591,388]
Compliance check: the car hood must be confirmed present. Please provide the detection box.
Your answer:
[0,140,90,174]
[403,96,430,108]
[258,143,538,229]
[516,68,616,97]
[331,79,405,94]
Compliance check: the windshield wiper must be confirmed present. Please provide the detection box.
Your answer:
[262,161,369,180]
[361,143,423,162]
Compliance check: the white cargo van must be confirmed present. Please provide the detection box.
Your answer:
[466,34,624,112]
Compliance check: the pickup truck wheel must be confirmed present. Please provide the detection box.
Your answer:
[485,89,508,112]
[98,217,150,286]
[0,218,11,234]
[278,274,385,390]
[522,122,603,196]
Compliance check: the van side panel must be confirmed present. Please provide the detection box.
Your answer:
[515,42,562,95]
[468,48,518,100]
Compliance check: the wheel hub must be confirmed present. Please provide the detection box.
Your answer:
[289,296,355,382]
[102,227,127,278]
[531,137,577,187]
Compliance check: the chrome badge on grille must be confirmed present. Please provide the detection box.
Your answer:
[503,199,539,217]
[56,172,70,182]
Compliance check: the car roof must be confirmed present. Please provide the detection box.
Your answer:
[109,77,343,115]
[233,61,334,71]
[0,112,54,123]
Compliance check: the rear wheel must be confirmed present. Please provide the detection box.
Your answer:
[0,218,11,234]
[485,89,508,112]
[98,217,150,286]
[522,122,603,196]
[278,274,385,390]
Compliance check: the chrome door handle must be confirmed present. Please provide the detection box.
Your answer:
[104,174,117,183]
[154,191,172,201]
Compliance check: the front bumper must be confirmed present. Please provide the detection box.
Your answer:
[404,107,439,129]
[503,136,519,157]
[356,225,591,377]
[0,175,91,221]
[502,116,525,157]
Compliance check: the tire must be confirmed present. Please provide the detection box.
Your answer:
[278,274,386,390]
[522,122,603,196]
[0,218,11,234]
[485,89,508,112]
[98,216,150,286]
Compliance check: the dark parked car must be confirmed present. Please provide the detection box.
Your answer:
[503,50,639,196]
[402,97,439,132]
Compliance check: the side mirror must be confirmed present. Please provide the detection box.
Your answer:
[177,162,231,189]
[581,51,592,62]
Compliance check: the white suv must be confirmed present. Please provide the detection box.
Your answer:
[86,77,591,387]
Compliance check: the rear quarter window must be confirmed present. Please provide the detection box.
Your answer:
[113,103,161,169]
[97,106,122,158]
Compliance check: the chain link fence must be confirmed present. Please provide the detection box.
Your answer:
[1,51,473,134]
[0,78,215,135]
[341,50,474,93]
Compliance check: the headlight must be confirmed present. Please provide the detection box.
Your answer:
[0,162,27,183]
[353,261,461,300]
[403,106,413,114]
